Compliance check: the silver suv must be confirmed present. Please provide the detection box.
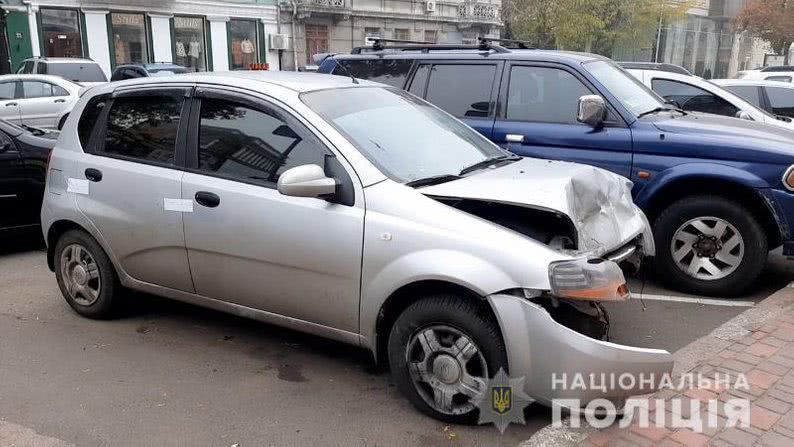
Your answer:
[42,72,672,422]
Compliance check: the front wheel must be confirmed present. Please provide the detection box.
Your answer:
[388,295,508,424]
[653,195,767,296]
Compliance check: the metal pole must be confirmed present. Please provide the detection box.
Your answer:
[655,1,663,63]
[289,0,298,71]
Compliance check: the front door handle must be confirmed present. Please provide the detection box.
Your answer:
[54,98,66,103]
[5,102,17,107]
[195,191,220,208]
[84,168,102,182]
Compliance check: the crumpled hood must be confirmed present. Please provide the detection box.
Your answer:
[419,158,650,256]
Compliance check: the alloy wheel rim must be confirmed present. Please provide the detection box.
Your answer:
[670,216,744,281]
[60,244,101,306]
[406,324,488,415]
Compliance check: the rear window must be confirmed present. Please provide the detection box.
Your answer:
[78,94,109,149]
[333,59,413,87]
[47,62,107,82]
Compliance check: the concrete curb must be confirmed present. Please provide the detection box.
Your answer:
[520,283,794,447]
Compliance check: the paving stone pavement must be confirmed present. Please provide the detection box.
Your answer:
[579,285,794,447]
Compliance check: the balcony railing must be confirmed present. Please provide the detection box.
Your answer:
[459,2,499,21]
[301,0,346,8]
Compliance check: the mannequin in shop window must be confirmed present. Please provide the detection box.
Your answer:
[176,40,187,68]
[241,38,254,69]
[189,40,201,70]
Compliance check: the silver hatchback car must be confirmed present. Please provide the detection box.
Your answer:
[42,72,672,423]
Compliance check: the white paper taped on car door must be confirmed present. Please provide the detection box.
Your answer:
[163,198,194,213]
[66,178,89,195]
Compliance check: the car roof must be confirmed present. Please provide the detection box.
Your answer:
[713,78,794,88]
[115,62,186,71]
[0,73,80,84]
[102,71,378,93]
[329,48,604,65]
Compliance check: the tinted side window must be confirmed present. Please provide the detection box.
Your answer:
[22,61,34,73]
[408,64,429,97]
[652,79,739,117]
[0,82,15,100]
[335,59,413,88]
[425,64,496,118]
[100,92,184,164]
[723,85,761,107]
[36,62,46,74]
[78,94,109,148]
[197,97,329,185]
[506,66,591,124]
[765,87,794,117]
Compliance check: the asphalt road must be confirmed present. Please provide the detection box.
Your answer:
[0,231,791,446]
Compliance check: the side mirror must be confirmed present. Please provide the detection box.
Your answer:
[277,164,337,199]
[577,95,607,128]
[735,110,754,121]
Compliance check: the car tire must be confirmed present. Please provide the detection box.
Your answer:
[388,294,508,424]
[57,114,68,130]
[54,229,122,319]
[653,195,767,297]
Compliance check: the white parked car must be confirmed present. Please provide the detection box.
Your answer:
[737,66,794,83]
[627,68,794,131]
[713,79,794,121]
[0,74,81,130]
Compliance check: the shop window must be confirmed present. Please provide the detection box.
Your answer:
[40,8,83,58]
[173,16,207,72]
[229,19,258,70]
[111,13,148,65]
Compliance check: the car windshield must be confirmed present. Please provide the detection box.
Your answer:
[48,63,107,82]
[301,87,508,183]
[585,60,666,117]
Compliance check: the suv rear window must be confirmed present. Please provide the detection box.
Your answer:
[422,64,496,118]
[46,62,107,82]
[333,59,413,87]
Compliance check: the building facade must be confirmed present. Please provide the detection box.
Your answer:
[1,0,281,76]
[282,0,502,69]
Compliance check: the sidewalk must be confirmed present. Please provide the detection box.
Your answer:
[526,284,794,447]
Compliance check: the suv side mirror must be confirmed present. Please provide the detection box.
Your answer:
[277,164,337,199]
[735,110,754,121]
[577,95,607,128]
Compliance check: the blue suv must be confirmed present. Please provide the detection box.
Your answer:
[318,39,794,296]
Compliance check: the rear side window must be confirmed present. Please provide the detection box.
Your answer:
[334,59,413,87]
[765,87,794,116]
[78,95,109,148]
[0,81,15,100]
[506,66,592,124]
[408,64,430,96]
[99,92,184,164]
[47,63,107,82]
[425,64,496,118]
[723,85,761,107]
[20,60,34,73]
[652,79,739,117]
[36,62,46,74]
[21,81,68,98]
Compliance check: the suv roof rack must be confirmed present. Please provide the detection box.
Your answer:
[351,37,522,54]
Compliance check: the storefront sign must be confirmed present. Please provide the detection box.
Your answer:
[112,14,144,27]
[174,17,203,30]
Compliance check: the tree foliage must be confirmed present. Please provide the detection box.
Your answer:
[736,0,794,62]
[505,0,693,56]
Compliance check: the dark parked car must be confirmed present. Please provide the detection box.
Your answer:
[319,39,794,296]
[110,63,188,81]
[0,119,57,230]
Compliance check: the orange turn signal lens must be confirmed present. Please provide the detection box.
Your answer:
[783,166,794,191]
[549,258,630,302]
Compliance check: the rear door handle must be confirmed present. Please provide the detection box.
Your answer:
[5,102,17,107]
[195,191,220,208]
[54,99,66,103]
[84,168,102,182]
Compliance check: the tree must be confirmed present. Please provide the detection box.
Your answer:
[736,0,794,64]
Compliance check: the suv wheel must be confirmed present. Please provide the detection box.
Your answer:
[54,230,122,319]
[653,195,767,296]
[388,294,507,424]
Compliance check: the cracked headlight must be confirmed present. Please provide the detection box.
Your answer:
[548,258,630,301]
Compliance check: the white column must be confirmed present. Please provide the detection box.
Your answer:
[207,16,229,72]
[83,10,111,78]
[27,5,40,57]
[149,14,173,63]
[263,21,280,71]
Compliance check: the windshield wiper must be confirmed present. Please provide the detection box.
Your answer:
[405,174,461,188]
[459,155,521,176]
[637,106,687,119]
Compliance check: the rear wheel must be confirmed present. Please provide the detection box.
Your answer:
[54,229,121,319]
[653,195,767,296]
[388,294,507,424]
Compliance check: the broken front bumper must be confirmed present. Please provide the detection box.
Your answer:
[487,294,673,407]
